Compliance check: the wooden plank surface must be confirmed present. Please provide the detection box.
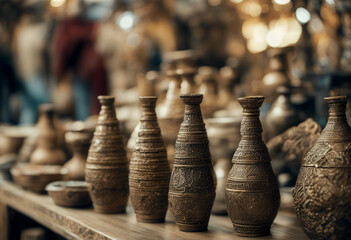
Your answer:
[0,180,308,240]
[0,201,9,240]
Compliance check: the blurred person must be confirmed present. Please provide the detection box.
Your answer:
[0,1,22,124]
[52,0,108,120]
[12,1,51,125]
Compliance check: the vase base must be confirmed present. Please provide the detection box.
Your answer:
[234,224,271,237]
[136,214,165,223]
[177,222,208,232]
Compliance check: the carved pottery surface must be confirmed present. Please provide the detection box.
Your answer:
[86,96,129,213]
[225,96,280,237]
[169,94,216,232]
[129,96,170,223]
[293,96,351,240]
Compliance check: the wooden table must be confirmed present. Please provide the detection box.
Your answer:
[0,180,308,240]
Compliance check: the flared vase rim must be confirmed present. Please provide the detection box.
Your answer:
[324,96,347,103]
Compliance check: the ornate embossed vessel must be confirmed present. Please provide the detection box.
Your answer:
[30,104,66,165]
[129,96,170,223]
[225,96,280,237]
[63,130,93,180]
[293,96,351,240]
[169,94,216,232]
[85,96,129,213]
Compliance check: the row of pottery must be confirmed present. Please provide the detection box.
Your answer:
[9,93,351,239]
[86,94,279,236]
[11,104,94,193]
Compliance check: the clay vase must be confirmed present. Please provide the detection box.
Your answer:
[85,96,129,213]
[177,67,197,95]
[225,96,280,237]
[30,104,66,165]
[169,94,216,232]
[157,70,184,168]
[264,87,301,140]
[63,130,93,180]
[262,48,290,103]
[293,96,351,240]
[129,96,171,223]
[206,117,241,215]
[197,66,219,118]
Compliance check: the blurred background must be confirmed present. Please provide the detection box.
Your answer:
[1,0,350,126]
[1,0,351,215]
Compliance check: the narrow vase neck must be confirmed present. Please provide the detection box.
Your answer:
[184,104,203,124]
[241,107,263,139]
[325,99,349,131]
[238,96,265,140]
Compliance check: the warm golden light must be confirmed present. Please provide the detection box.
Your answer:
[273,0,290,5]
[50,0,65,8]
[208,0,222,6]
[242,19,268,39]
[242,19,268,53]
[247,38,267,53]
[240,1,262,17]
[266,17,302,48]
[230,0,243,3]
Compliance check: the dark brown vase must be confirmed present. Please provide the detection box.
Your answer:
[85,96,129,213]
[169,94,216,232]
[264,87,301,140]
[129,96,170,223]
[293,96,351,240]
[225,96,280,237]
[30,104,66,165]
[63,130,93,180]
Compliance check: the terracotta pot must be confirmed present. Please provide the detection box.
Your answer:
[11,163,67,193]
[30,104,66,165]
[293,96,351,239]
[46,181,91,208]
[0,126,34,156]
[129,96,170,223]
[225,96,280,237]
[169,94,216,232]
[85,96,129,213]
[63,130,93,180]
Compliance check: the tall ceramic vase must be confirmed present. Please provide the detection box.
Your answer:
[293,96,351,239]
[30,104,66,165]
[169,94,216,232]
[129,96,170,223]
[86,96,129,213]
[225,96,280,237]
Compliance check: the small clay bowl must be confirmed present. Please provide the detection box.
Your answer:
[11,163,67,193]
[46,181,91,207]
